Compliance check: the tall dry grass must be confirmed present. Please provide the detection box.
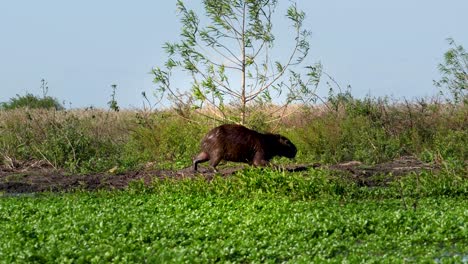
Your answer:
[0,97,466,173]
[0,108,135,172]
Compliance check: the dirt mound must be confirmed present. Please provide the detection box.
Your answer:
[0,156,437,194]
[328,156,438,187]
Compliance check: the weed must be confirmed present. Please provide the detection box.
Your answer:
[0,96,466,173]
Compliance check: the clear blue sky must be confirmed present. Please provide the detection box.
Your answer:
[1,0,467,109]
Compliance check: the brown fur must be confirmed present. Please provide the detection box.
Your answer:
[193,124,297,171]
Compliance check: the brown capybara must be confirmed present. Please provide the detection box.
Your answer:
[193,124,297,171]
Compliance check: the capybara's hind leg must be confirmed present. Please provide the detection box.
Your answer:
[193,152,210,171]
[253,152,268,167]
[208,154,222,172]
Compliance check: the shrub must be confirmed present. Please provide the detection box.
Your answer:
[0,93,64,110]
[0,109,131,173]
[284,95,467,165]
[122,112,206,169]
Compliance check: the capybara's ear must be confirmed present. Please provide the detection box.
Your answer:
[278,135,290,145]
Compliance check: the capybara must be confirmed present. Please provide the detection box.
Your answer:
[193,124,297,171]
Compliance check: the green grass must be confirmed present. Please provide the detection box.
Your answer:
[1,169,467,263]
[149,167,468,201]
[1,192,467,263]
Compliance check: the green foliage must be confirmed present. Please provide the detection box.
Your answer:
[284,94,467,165]
[152,168,354,200]
[151,166,467,200]
[0,93,64,110]
[1,190,466,262]
[0,109,127,173]
[122,113,206,169]
[34,115,120,173]
[287,112,400,164]
[434,38,468,104]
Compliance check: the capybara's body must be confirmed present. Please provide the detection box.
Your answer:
[193,124,297,171]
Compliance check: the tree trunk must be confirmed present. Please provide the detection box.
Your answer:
[240,2,247,125]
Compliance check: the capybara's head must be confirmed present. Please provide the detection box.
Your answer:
[270,134,297,159]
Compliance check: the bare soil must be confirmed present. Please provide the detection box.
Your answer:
[0,156,437,194]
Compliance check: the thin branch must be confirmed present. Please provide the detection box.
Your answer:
[33,145,57,170]
[322,71,344,94]
[187,57,241,98]
[194,41,242,69]
[250,39,267,61]
[212,41,243,65]
[203,53,242,71]
[246,26,301,102]
[225,15,243,37]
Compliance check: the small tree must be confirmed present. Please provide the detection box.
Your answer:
[152,0,321,125]
[0,79,64,110]
[434,38,468,104]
